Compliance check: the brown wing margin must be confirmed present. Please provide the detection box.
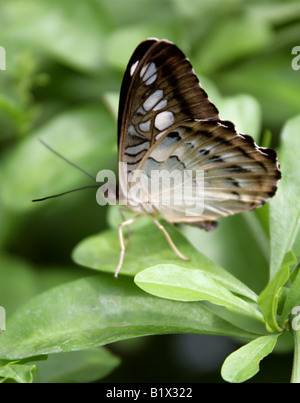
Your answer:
[117,38,157,143]
[117,38,220,150]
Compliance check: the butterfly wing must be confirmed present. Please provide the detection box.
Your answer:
[135,120,281,224]
[118,38,219,198]
[118,38,281,226]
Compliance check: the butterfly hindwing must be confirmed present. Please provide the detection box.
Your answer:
[135,119,280,223]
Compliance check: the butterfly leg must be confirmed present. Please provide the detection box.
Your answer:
[119,208,131,245]
[151,217,190,262]
[115,215,140,278]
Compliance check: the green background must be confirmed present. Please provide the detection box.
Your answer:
[0,0,299,382]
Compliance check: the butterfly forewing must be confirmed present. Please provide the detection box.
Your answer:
[118,39,219,188]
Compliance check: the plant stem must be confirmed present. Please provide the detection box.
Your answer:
[291,325,300,383]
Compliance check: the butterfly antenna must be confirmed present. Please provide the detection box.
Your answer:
[31,139,98,203]
[31,185,99,202]
[38,138,95,181]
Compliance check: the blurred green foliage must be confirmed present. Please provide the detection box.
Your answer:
[0,0,299,383]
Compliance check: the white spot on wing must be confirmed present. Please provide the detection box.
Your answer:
[154,111,175,131]
[130,60,139,76]
[141,62,157,81]
[153,99,167,111]
[140,63,149,78]
[143,89,163,111]
[139,120,151,132]
[126,141,150,155]
[145,74,157,85]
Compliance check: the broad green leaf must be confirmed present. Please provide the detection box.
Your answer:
[1,106,116,212]
[0,253,89,318]
[34,348,120,383]
[72,221,258,302]
[221,334,280,383]
[269,115,300,278]
[258,251,296,332]
[0,362,36,383]
[135,265,263,322]
[0,275,260,361]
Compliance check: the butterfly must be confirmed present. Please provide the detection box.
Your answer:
[115,38,281,277]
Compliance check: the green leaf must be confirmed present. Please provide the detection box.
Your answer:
[269,115,300,278]
[258,251,296,332]
[0,275,261,361]
[221,334,280,383]
[72,220,258,302]
[0,362,36,383]
[0,253,88,317]
[134,265,263,322]
[34,348,120,383]
[280,267,300,327]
